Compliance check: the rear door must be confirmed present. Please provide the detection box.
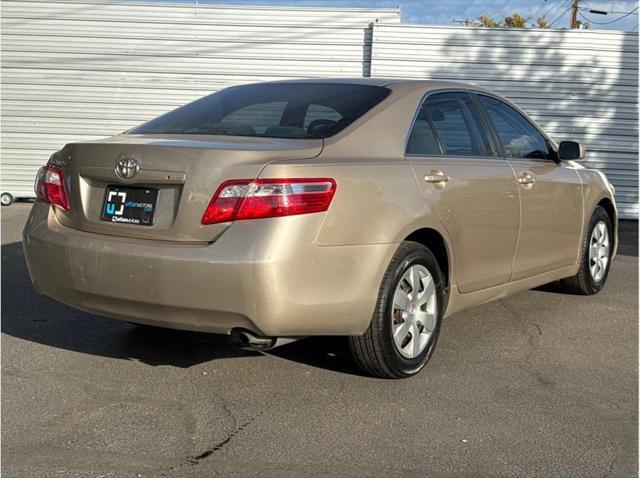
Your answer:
[406,91,520,293]
[476,94,583,280]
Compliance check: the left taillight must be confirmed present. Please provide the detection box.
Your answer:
[202,178,337,225]
[35,165,70,211]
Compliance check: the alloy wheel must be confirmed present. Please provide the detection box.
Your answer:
[391,264,438,359]
[589,220,610,282]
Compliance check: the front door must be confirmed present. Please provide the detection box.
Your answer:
[406,91,520,293]
[476,94,583,281]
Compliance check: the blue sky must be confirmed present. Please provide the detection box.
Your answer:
[184,0,639,31]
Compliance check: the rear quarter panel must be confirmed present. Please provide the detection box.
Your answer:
[257,156,454,333]
[261,157,428,246]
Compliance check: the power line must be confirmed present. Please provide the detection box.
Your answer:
[579,6,639,24]
[527,0,555,21]
[541,0,568,20]
[540,0,565,17]
[548,0,573,27]
[494,0,513,16]
[475,0,499,15]
[607,10,639,15]
[459,0,477,17]
[580,6,639,15]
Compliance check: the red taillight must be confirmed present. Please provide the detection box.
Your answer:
[202,178,336,225]
[35,165,70,211]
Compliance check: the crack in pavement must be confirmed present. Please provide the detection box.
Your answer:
[607,455,618,476]
[160,393,264,477]
[531,322,542,336]
[187,414,258,464]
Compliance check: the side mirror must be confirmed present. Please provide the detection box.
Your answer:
[558,141,585,161]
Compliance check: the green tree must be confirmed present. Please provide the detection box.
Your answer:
[502,13,527,28]
[469,14,499,27]
[536,16,549,28]
[466,12,547,29]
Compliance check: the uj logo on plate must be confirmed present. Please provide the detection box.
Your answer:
[105,191,127,216]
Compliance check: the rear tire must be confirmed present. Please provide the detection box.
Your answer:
[349,241,445,379]
[557,206,613,295]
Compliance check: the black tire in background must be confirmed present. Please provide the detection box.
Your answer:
[349,241,445,379]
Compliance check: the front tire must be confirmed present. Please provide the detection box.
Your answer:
[557,206,613,295]
[349,241,445,379]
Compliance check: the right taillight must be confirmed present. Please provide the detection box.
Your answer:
[202,178,337,225]
[35,165,70,211]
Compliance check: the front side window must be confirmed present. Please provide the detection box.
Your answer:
[406,92,492,157]
[129,83,390,139]
[478,95,551,160]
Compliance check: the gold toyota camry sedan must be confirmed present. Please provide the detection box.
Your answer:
[23,79,617,378]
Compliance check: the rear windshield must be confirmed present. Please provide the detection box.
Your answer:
[128,83,390,139]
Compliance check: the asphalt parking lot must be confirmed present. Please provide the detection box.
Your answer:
[2,202,637,477]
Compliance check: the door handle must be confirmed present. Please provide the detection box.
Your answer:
[518,172,536,186]
[424,170,450,184]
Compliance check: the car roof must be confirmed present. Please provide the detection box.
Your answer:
[251,77,500,96]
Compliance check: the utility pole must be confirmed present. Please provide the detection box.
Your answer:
[570,0,580,29]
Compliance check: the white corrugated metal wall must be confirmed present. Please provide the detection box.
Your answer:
[0,0,399,198]
[2,4,638,218]
[370,24,639,219]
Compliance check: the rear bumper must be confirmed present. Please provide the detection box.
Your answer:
[22,202,396,336]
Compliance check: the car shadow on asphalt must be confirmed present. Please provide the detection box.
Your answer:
[617,220,638,258]
[1,241,362,374]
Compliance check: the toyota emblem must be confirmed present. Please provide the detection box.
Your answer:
[115,157,139,179]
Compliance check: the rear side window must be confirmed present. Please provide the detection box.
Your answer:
[478,95,551,160]
[406,110,441,155]
[129,83,390,139]
[406,92,492,157]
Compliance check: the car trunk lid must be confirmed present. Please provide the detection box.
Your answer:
[53,134,323,242]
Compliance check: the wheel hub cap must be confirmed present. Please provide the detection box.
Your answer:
[588,221,610,283]
[391,264,438,359]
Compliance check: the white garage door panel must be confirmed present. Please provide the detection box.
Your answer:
[3,37,374,61]
[460,81,638,102]
[1,21,374,43]
[2,101,171,122]
[371,24,639,219]
[373,46,638,69]
[3,52,370,76]
[1,68,286,92]
[2,0,400,26]
[371,60,635,85]
[1,0,400,198]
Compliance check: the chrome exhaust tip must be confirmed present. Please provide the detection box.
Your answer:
[228,329,301,351]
